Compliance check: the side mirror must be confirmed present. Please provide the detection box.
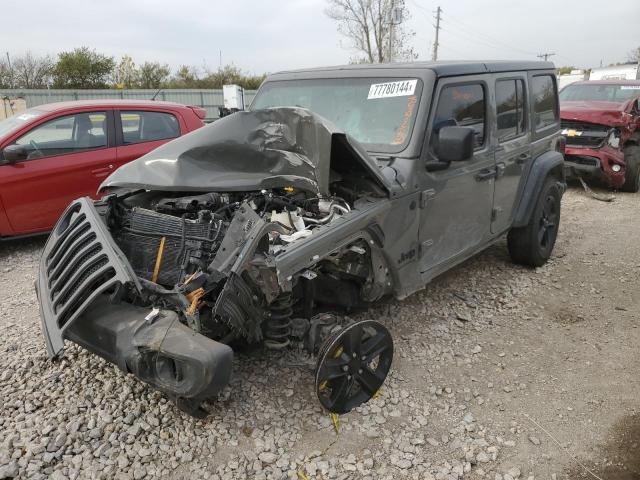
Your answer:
[0,144,28,165]
[435,126,475,162]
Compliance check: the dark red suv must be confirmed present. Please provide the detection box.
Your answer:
[0,100,205,238]
[560,80,640,191]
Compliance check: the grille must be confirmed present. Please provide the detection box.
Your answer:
[45,205,117,328]
[566,155,600,167]
[38,198,139,356]
[560,120,610,148]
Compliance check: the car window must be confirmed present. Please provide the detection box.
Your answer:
[15,112,107,159]
[0,109,45,137]
[431,83,485,148]
[559,83,640,102]
[120,111,180,144]
[496,79,526,141]
[531,75,558,129]
[251,77,423,153]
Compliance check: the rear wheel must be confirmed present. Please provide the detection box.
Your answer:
[622,145,640,193]
[508,177,562,267]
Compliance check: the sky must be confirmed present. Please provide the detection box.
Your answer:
[2,0,639,75]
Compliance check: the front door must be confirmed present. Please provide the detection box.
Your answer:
[418,77,495,274]
[491,74,531,234]
[0,110,115,234]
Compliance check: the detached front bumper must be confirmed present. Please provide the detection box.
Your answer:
[67,297,233,416]
[36,197,233,416]
[564,145,626,188]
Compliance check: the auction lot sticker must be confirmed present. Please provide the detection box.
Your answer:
[368,80,418,99]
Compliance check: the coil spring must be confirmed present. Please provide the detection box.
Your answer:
[264,292,293,349]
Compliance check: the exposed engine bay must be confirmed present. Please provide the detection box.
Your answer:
[91,186,393,416]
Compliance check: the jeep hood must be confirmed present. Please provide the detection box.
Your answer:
[100,107,389,197]
[560,100,634,127]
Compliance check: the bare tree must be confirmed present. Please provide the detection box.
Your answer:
[627,46,640,63]
[11,52,54,88]
[0,58,13,88]
[113,55,139,89]
[325,0,416,63]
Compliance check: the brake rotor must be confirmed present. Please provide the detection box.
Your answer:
[314,319,393,414]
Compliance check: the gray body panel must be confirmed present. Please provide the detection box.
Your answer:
[256,61,563,298]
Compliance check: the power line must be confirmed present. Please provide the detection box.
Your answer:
[444,12,538,57]
[439,44,477,59]
[440,24,536,59]
[432,6,442,61]
[440,26,514,55]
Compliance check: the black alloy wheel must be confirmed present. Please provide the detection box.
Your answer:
[538,194,559,253]
[315,320,393,414]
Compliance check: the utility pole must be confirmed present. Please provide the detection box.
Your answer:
[387,1,403,63]
[432,6,442,61]
[5,52,12,89]
[537,52,555,62]
[388,0,395,63]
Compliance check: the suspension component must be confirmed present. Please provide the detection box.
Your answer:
[264,292,293,349]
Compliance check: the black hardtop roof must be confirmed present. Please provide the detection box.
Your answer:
[267,61,555,80]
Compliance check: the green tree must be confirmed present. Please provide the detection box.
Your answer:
[628,46,640,63]
[52,47,115,89]
[138,62,170,89]
[199,65,266,89]
[164,65,200,88]
[238,73,266,90]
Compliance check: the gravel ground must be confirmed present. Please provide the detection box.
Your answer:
[0,187,639,480]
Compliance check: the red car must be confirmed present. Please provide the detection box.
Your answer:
[560,80,640,191]
[0,100,205,238]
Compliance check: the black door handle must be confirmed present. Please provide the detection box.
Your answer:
[516,153,531,165]
[475,168,496,181]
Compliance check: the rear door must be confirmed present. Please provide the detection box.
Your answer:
[0,110,115,234]
[115,109,182,166]
[491,74,531,234]
[418,76,495,273]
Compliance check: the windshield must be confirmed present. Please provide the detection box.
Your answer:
[559,83,640,103]
[251,77,422,153]
[0,109,44,137]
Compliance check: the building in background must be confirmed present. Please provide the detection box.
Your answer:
[589,63,640,81]
[558,69,590,90]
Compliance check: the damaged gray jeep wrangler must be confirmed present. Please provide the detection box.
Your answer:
[37,61,565,417]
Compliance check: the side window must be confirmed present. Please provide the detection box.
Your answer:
[120,111,180,144]
[496,79,526,141]
[432,83,485,148]
[531,75,558,130]
[15,112,107,159]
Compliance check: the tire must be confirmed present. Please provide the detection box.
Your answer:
[622,145,640,193]
[508,177,562,267]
